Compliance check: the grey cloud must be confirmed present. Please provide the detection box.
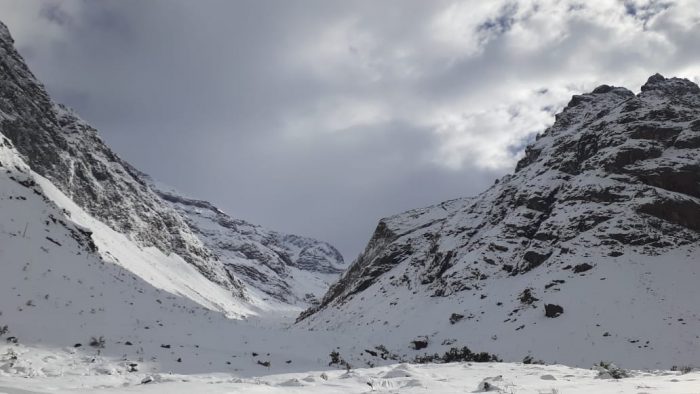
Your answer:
[623,0,674,27]
[477,3,518,37]
[38,3,73,26]
[1,0,699,258]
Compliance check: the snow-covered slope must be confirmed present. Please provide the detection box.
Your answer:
[152,182,345,305]
[298,75,700,369]
[0,130,337,378]
[0,19,344,308]
[0,132,238,371]
[3,360,700,394]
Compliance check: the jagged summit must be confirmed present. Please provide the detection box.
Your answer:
[297,76,700,369]
[641,73,700,95]
[0,20,11,41]
[645,72,667,85]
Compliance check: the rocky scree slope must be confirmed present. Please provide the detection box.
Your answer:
[298,75,700,369]
[0,20,343,306]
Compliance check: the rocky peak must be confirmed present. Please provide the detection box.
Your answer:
[640,73,700,96]
[0,21,11,42]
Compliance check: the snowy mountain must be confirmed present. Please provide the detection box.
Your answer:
[0,17,353,382]
[298,75,700,369]
[0,132,336,376]
[3,15,700,391]
[0,20,343,307]
[152,182,345,304]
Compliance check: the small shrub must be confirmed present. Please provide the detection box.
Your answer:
[519,288,539,304]
[413,346,501,364]
[89,336,106,348]
[522,355,545,365]
[671,365,694,374]
[374,345,399,361]
[328,351,352,370]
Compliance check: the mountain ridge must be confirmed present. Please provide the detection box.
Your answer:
[297,74,700,369]
[153,181,345,304]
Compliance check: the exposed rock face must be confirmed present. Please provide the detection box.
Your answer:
[0,20,344,305]
[297,75,700,368]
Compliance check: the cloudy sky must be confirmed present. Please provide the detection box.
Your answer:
[1,0,699,259]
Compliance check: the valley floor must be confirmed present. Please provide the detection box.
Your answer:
[1,358,699,393]
[1,306,698,393]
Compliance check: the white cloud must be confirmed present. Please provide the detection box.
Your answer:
[429,1,514,57]
[430,93,555,169]
[275,0,700,173]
